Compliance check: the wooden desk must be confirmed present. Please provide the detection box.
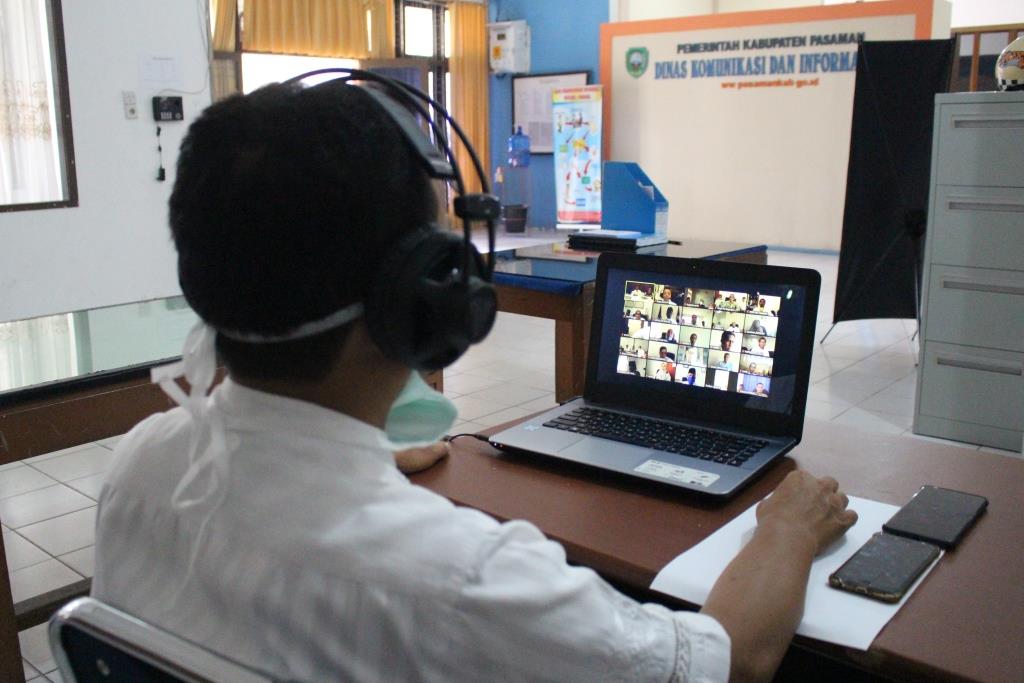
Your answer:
[492,239,767,402]
[413,418,1024,683]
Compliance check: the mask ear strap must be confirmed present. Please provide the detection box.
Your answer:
[150,322,228,512]
[151,322,217,415]
[150,322,236,611]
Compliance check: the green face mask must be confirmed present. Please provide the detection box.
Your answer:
[382,371,458,449]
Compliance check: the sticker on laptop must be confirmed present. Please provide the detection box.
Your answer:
[634,459,720,487]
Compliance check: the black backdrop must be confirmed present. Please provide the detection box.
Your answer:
[831,39,955,326]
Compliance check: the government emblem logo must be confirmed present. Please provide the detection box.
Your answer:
[626,47,649,78]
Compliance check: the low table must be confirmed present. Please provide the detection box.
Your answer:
[487,235,767,402]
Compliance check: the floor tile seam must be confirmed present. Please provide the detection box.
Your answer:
[816,369,903,396]
[846,407,914,422]
[454,395,528,411]
[62,479,101,502]
[897,428,983,449]
[458,386,549,403]
[842,346,916,369]
[3,500,96,531]
[54,544,93,565]
[825,403,853,421]
[6,525,60,560]
[6,554,54,577]
[0,480,62,503]
[21,462,74,481]
[47,554,85,579]
[465,403,535,421]
[24,659,40,676]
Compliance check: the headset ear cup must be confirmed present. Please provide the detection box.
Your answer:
[462,246,497,344]
[365,227,496,370]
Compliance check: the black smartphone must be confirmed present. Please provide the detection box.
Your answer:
[828,532,940,603]
[882,485,988,549]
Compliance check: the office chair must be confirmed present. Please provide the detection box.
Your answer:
[49,597,273,683]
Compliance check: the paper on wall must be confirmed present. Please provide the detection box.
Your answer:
[650,496,940,650]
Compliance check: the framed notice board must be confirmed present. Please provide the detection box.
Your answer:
[512,71,590,153]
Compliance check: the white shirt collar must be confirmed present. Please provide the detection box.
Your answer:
[213,378,397,467]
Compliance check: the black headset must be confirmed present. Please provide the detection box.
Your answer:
[284,69,499,371]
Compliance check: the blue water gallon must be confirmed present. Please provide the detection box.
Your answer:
[508,126,531,167]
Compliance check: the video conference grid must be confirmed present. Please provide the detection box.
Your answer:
[618,281,782,397]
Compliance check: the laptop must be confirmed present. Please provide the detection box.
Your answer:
[489,252,820,498]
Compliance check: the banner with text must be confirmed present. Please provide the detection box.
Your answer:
[602,0,949,249]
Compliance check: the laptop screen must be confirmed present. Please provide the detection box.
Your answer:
[586,255,820,437]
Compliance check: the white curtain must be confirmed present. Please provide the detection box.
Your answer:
[0,314,78,392]
[0,0,62,205]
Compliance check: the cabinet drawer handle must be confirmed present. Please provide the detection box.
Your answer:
[951,115,1024,129]
[936,355,1023,376]
[940,277,1024,296]
[947,198,1024,213]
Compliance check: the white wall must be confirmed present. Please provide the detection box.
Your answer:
[949,0,1024,28]
[612,0,713,22]
[0,0,210,323]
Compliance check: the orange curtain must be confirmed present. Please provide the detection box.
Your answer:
[210,0,237,52]
[365,0,396,59]
[245,0,393,59]
[449,1,489,195]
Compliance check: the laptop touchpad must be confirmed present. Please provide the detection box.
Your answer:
[559,438,648,468]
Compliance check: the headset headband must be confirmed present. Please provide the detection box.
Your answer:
[282,68,499,281]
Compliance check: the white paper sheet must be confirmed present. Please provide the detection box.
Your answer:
[650,496,941,650]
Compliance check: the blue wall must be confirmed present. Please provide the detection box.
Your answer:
[488,0,608,228]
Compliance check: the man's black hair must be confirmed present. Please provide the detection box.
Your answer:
[169,81,437,381]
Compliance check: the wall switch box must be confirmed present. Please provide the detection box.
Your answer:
[152,96,184,121]
[122,91,138,119]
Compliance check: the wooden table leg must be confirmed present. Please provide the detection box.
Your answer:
[0,532,24,682]
[554,284,595,403]
[495,282,596,405]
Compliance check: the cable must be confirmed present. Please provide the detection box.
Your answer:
[155,126,166,181]
[443,433,491,444]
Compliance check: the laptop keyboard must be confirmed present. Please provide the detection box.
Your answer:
[543,407,768,466]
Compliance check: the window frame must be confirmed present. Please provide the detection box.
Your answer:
[950,24,1023,93]
[0,0,79,214]
[395,0,449,115]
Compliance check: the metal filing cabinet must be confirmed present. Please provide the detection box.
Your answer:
[914,91,1024,451]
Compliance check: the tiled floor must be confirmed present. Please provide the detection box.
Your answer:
[3,250,1020,681]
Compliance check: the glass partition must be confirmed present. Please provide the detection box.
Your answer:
[0,297,198,395]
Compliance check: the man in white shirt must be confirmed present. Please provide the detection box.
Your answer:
[750,336,771,357]
[631,319,651,339]
[93,80,857,683]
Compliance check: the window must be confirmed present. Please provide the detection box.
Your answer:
[950,25,1023,92]
[220,1,449,106]
[241,53,360,93]
[0,0,77,212]
[397,1,449,108]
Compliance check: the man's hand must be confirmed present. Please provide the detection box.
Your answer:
[756,471,858,555]
[394,441,449,474]
[702,471,858,682]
